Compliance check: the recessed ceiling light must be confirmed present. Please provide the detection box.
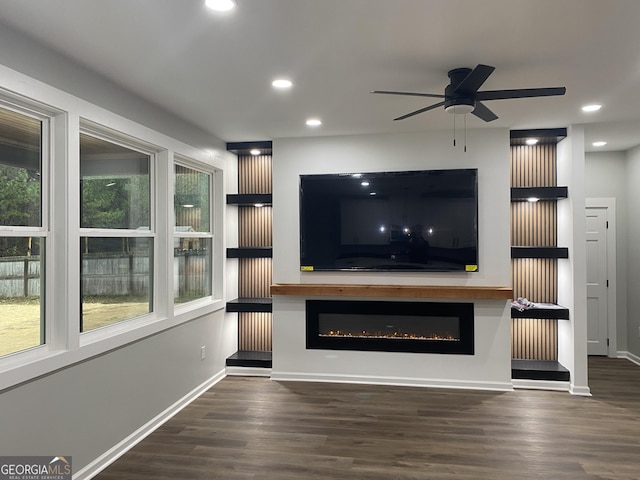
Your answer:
[527,197,540,203]
[205,0,236,11]
[592,141,607,147]
[361,181,370,186]
[306,118,322,127]
[250,149,261,155]
[582,104,602,112]
[525,138,539,145]
[254,203,265,208]
[272,79,293,89]
[183,204,195,208]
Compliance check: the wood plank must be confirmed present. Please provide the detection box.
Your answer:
[270,283,513,299]
[94,357,640,480]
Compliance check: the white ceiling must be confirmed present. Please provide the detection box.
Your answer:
[0,0,639,152]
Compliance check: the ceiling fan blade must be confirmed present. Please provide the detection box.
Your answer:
[472,101,498,122]
[393,101,446,121]
[371,90,446,99]
[477,87,566,101]
[454,64,495,93]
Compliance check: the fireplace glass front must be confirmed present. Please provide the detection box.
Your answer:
[306,299,474,355]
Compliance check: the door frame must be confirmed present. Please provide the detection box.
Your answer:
[585,198,617,357]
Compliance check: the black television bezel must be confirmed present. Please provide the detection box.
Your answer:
[299,168,479,273]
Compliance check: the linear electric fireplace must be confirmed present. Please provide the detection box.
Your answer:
[306,299,474,355]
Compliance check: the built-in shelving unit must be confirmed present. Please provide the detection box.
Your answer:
[510,186,568,201]
[226,350,272,368]
[225,297,273,313]
[226,247,273,258]
[510,302,569,320]
[510,246,569,259]
[510,128,569,382]
[511,359,570,381]
[226,193,272,206]
[225,142,273,369]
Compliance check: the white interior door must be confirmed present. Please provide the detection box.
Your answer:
[586,207,608,355]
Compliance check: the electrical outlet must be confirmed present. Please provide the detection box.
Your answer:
[201,346,206,360]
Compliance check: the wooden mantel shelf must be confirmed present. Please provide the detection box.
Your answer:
[270,284,513,300]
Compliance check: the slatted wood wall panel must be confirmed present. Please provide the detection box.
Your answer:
[510,202,557,246]
[175,165,209,231]
[511,319,558,360]
[239,258,272,298]
[239,206,272,247]
[510,144,557,187]
[239,313,272,351]
[511,142,558,361]
[236,153,273,352]
[238,155,272,194]
[511,258,558,303]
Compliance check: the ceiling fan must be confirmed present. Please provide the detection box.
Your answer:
[372,64,566,122]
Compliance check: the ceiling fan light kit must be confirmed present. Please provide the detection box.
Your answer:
[373,64,566,122]
[445,104,474,115]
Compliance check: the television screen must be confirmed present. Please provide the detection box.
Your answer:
[299,168,478,272]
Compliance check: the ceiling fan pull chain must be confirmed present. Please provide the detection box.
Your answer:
[453,113,456,147]
[464,114,467,153]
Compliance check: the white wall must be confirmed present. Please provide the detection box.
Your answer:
[0,312,235,473]
[0,21,222,152]
[271,129,513,390]
[585,150,628,353]
[584,145,640,361]
[273,130,511,286]
[557,126,589,395]
[625,145,640,358]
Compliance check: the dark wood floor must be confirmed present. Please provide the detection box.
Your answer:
[95,357,640,479]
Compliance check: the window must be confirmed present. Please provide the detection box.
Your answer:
[174,162,212,303]
[80,132,153,331]
[0,105,46,357]
[0,76,225,392]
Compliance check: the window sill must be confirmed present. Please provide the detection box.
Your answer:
[0,298,225,393]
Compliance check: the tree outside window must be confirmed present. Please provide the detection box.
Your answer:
[0,106,45,357]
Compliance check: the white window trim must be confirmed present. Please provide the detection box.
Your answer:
[173,155,220,310]
[78,125,159,336]
[0,97,52,361]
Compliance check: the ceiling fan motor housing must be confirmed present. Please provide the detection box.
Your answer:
[444,68,475,114]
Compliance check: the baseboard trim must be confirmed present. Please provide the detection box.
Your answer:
[569,384,592,396]
[226,366,272,377]
[270,371,513,392]
[512,379,570,392]
[617,351,640,367]
[74,369,226,480]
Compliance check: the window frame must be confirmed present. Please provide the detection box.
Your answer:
[173,155,216,309]
[78,125,158,336]
[0,98,51,358]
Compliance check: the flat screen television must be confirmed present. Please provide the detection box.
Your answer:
[299,168,478,272]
